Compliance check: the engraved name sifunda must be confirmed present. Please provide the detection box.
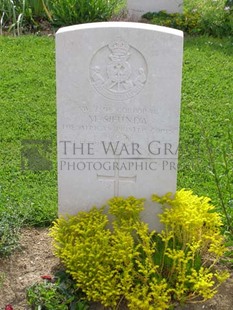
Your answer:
[89,115,147,124]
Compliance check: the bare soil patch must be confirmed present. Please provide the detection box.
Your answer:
[0,228,232,310]
[0,228,59,310]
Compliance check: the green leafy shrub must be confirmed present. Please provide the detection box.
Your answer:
[0,0,50,35]
[0,0,124,34]
[26,270,89,309]
[48,0,123,27]
[0,206,23,256]
[143,0,233,37]
[184,0,233,37]
[50,190,229,310]
[143,10,202,35]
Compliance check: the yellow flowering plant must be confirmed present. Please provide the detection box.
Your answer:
[50,190,229,310]
[152,189,229,302]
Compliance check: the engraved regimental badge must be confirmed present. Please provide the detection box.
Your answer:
[90,38,147,101]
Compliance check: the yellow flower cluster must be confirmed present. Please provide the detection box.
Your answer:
[153,189,225,257]
[187,267,216,300]
[152,189,229,303]
[50,190,229,309]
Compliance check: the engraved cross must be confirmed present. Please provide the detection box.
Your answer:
[97,168,137,196]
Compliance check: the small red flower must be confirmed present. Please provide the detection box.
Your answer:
[5,305,14,310]
[41,275,52,281]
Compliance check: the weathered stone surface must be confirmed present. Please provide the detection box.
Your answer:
[56,22,183,230]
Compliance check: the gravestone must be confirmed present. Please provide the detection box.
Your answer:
[56,22,183,231]
[128,0,183,20]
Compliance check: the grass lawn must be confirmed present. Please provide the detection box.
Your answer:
[178,36,233,215]
[0,34,232,227]
[0,36,57,226]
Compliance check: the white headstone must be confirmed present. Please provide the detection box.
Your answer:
[128,0,183,20]
[56,22,183,231]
